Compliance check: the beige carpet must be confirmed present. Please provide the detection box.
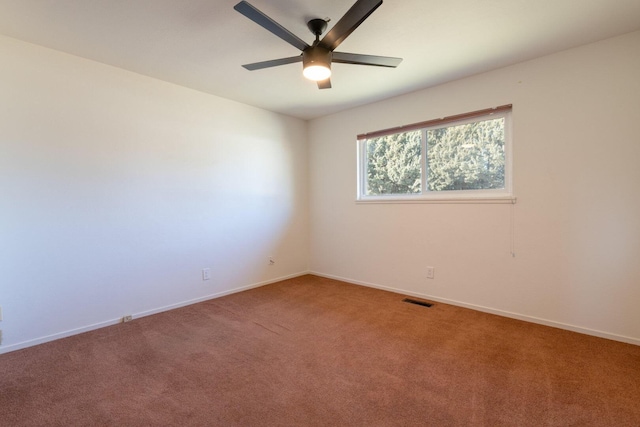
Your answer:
[1,275,639,426]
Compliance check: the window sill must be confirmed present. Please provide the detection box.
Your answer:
[356,195,516,204]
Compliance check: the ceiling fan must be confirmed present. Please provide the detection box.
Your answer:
[234,0,402,89]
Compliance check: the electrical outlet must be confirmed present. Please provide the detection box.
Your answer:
[202,268,211,281]
[0,306,3,321]
[269,257,275,265]
[426,267,435,279]
[122,315,133,323]
[0,329,3,345]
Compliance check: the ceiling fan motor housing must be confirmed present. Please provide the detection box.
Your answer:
[303,46,332,69]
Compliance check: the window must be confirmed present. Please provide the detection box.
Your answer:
[357,105,513,202]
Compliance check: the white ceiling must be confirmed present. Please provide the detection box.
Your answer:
[1,0,639,120]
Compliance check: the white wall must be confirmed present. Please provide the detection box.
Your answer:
[308,31,640,344]
[2,30,639,354]
[0,35,309,353]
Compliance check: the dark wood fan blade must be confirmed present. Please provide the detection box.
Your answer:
[332,52,402,67]
[242,56,302,71]
[234,1,310,52]
[319,0,383,51]
[317,78,332,89]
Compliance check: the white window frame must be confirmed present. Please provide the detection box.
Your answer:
[357,107,514,204]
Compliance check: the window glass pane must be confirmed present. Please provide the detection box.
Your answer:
[426,118,505,191]
[365,130,422,195]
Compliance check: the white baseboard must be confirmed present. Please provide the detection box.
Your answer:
[309,271,640,347]
[5,270,636,354]
[132,271,309,320]
[0,271,310,355]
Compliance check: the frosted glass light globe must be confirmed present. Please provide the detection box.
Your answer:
[303,65,331,81]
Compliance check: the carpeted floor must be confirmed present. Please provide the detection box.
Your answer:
[1,275,639,426]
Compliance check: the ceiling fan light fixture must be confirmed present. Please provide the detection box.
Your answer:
[303,64,331,81]
[302,47,332,81]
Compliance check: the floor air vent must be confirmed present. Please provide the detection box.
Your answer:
[403,298,433,308]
